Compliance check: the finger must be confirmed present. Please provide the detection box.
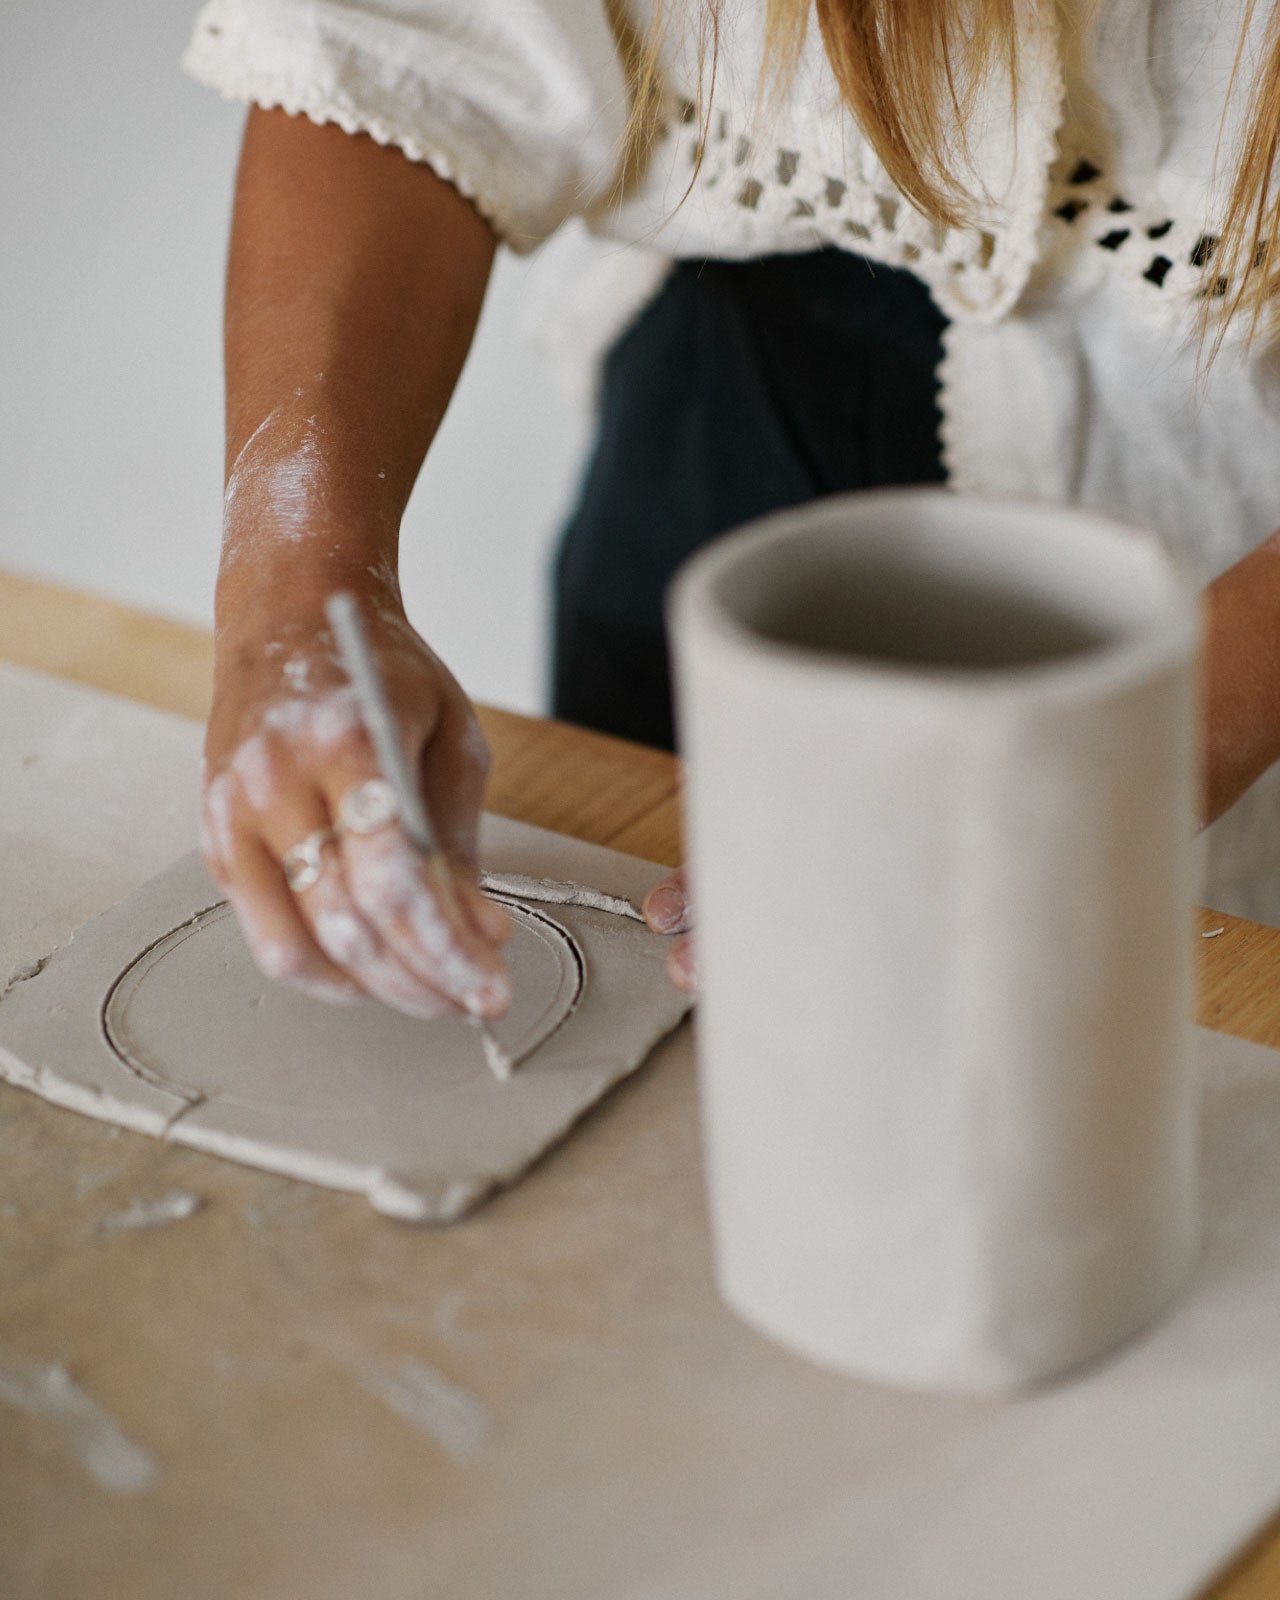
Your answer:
[470,883,515,948]
[315,727,511,1012]
[438,863,513,951]
[251,775,458,1019]
[340,826,512,1018]
[310,707,508,992]
[419,703,512,948]
[201,767,245,889]
[418,698,489,867]
[300,859,458,1021]
[667,933,699,994]
[221,831,364,1006]
[644,867,694,935]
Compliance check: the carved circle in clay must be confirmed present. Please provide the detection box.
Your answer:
[101,896,584,1117]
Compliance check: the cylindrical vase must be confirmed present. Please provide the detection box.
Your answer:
[669,489,1200,1393]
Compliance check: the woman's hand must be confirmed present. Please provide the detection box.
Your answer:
[204,106,511,1016]
[202,574,511,1019]
[1202,528,1280,827]
[642,866,697,992]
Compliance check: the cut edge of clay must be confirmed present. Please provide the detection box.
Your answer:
[368,1172,490,1224]
[3,928,81,1001]
[480,872,644,923]
[167,1003,694,1225]
[0,1042,179,1141]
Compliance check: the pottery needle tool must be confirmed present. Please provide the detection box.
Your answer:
[324,591,512,1081]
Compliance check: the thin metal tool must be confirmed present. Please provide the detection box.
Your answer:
[325,591,511,1079]
[326,592,437,855]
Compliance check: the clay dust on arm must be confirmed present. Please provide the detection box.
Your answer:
[202,107,508,1024]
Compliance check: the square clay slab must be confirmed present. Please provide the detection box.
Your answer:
[0,816,692,1221]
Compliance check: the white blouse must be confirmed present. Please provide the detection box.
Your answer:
[184,0,1280,921]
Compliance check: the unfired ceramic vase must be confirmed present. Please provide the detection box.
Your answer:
[669,489,1200,1393]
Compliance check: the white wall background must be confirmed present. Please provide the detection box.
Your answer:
[0,1,594,715]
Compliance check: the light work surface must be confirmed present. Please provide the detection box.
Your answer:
[3,578,1280,1599]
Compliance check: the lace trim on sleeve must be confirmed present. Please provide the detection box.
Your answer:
[183,14,527,242]
[1044,156,1234,320]
[182,1,621,252]
[602,2,1065,325]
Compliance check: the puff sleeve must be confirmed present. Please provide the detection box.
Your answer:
[183,0,630,250]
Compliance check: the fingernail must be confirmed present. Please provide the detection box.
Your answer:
[647,883,690,934]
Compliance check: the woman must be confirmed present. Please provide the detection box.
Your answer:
[188,0,1280,1016]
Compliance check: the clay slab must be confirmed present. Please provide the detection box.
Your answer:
[0,817,692,1221]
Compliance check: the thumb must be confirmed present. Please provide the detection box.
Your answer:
[643,866,693,934]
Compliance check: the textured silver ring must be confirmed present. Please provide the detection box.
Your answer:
[337,777,400,837]
[282,828,335,893]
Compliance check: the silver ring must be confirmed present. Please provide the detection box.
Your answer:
[337,778,400,837]
[282,828,335,893]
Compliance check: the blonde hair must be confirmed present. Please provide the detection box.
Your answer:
[1210,0,1280,347]
[760,0,1019,229]
[621,0,1280,341]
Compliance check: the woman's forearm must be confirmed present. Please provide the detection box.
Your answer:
[202,108,510,1022]
[219,105,497,627]
[1202,528,1280,825]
